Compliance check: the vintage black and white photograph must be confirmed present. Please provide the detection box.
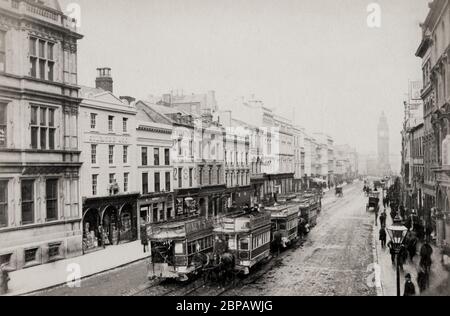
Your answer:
[0,0,449,300]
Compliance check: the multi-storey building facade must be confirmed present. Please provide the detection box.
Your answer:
[0,0,83,270]
[416,18,437,221]
[79,70,139,253]
[135,117,173,225]
[219,111,252,208]
[416,0,450,249]
[135,101,198,219]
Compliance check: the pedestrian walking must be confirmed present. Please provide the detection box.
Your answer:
[140,225,149,253]
[425,223,433,243]
[417,268,429,294]
[380,210,387,228]
[420,242,433,274]
[379,227,387,249]
[404,273,416,296]
[398,245,408,271]
[407,234,418,262]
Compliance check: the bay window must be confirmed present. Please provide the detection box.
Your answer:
[29,37,55,81]
[31,105,56,150]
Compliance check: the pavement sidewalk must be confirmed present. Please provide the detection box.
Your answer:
[374,215,447,296]
[6,240,150,296]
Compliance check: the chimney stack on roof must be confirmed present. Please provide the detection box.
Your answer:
[95,67,113,93]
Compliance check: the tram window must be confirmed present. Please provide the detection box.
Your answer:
[279,221,287,230]
[175,242,184,254]
[240,238,249,250]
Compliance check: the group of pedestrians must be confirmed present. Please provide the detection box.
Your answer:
[376,201,434,296]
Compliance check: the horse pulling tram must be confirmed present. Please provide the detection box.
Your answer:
[147,217,214,281]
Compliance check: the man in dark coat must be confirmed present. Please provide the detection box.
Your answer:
[379,210,387,228]
[404,273,416,296]
[407,234,418,262]
[379,227,387,248]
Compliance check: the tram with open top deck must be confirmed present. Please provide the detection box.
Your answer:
[213,210,272,275]
[147,216,214,281]
[265,204,299,248]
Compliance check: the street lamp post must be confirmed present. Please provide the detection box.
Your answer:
[386,216,408,296]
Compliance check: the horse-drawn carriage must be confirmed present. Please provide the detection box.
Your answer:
[366,191,380,212]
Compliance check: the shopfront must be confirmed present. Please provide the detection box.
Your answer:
[174,188,200,218]
[139,193,174,225]
[82,194,139,254]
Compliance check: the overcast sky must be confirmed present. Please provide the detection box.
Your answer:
[60,0,429,170]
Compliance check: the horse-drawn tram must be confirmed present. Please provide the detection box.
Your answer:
[265,204,299,248]
[147,217,214,281]
[213,210,272,275]
[297,195,319,228]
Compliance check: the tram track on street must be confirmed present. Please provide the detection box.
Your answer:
[130,183,362,297]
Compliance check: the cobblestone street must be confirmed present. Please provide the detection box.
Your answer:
[226,183,377,296]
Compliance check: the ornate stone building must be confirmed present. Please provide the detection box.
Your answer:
[0,0,83,270]
[417,0,450,250]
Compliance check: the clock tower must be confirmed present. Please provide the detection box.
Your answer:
[377,112,391,175]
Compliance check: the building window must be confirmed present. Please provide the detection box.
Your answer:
[123,145,128,164]
[178,168,183,188]
[21,180,34,225]
[178,139,182,156]
[0,30,5,72]
[109,173,115,184]
[29,37,55,81]
[24,248,38,264]
[0,180,8,228]
[198,167,202,186]
[92,175,98,196]
[165,172,170,192]
[154,148,160,166]
[142,147,148,166]
[142,173,148,194]
[0,103,6,147]
[109,145,114,164]
[189,168,193,187]
[124,173,129,192]
[46,179,58,221]
[30,105,56,150]
[165,148,170,166]
[91,144,97,164]
[122,118,128,133]
[108,116,114,132]
[90,113,97,129]
[155,173,160,193]
[217,167,221,184]
[189,140,193,157]
[48,243,62,260]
